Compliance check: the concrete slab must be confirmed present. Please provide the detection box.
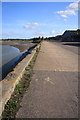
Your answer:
[0,45,39,117]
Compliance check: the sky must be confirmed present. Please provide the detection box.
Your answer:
[2,1,79,39]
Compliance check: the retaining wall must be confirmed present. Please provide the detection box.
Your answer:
[0,45,40,117]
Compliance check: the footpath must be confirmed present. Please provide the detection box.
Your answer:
[16,41,78,118]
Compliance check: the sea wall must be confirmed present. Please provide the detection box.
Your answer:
[0,44,40,117]
[2,44,37,80]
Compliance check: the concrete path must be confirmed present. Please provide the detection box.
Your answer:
[16,41,78,118]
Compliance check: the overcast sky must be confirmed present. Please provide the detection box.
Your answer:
[2,1,79,39]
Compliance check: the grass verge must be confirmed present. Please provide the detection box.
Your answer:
[2,45,41,119]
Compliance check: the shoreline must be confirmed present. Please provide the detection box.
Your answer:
[0,44,40,117]
[2,45,41,118]
[1,40,35,52]
[2,44,37,80]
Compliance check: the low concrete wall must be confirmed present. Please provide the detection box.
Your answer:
[0,45,40,117]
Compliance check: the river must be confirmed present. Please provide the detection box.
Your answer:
[0,45,20,80]
[1,45,20,67]
[0,43,37,81]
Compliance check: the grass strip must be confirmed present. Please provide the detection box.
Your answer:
[2,45,41,119]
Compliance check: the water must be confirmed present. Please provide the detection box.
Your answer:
[0,45,20,80]
[14,42,28,46]
[14,42,33,46]
[0,44,37,80]
[1,45,20,67]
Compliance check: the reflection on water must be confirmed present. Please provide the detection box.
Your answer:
[0,44,37,81]
[13,42,27,46]
[13,42,33,46]
[1,45,20,66]
[0,45,20,81]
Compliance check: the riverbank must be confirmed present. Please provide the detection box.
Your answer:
[2,45,40,118]
[1,40,37,80]
[0,40,35,52]
[0,44,40,117]
[2,44,37,80]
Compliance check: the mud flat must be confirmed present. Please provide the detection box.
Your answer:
[1,40,37,80]
[2,44,37,80]
[1,40,35,52]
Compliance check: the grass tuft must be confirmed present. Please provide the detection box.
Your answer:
[2,45,41,118]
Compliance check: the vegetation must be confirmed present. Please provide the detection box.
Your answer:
[2,45,41,119]
[2,39,30,41]
[31,36,44,43]
[44,29,80,42]
[2,29,80,42]
[2,36,44,43]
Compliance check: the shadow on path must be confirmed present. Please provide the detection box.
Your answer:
[62,43,80,47]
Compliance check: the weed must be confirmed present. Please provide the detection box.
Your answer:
[2,45,41,118]
[25,66,30,71]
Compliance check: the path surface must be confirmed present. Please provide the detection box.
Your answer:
[16,41,78,118]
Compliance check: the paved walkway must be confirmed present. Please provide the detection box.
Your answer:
[16,41,78,118]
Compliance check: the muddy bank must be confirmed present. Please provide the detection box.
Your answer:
[1,40,37,80]
[0,46,39,117]
[1,44,37,80]
[1,40,35,52]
